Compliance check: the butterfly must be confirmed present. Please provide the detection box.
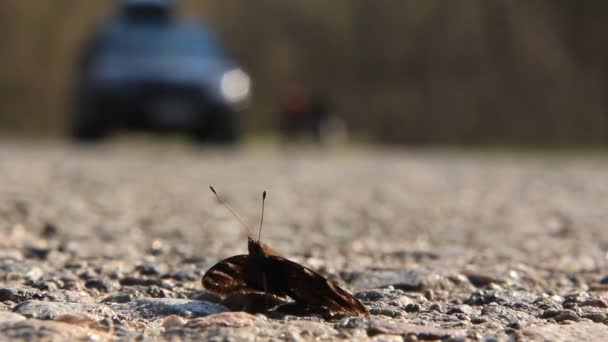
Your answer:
[202,186,369,316]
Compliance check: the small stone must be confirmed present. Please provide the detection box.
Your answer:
[136,264,160,276]
[599,276,608,284]
[465,289,505,306]
[523,321,608,340]
[0,319,111,340]
[162,315,187,329]
[162,270,198,282]
[581,298,608,308]
[54,313,107,331]
[581,312,607,323]
[404,303,420,312]
[465,272,505,288]
[0,286,42,303]
[370,334,404,342]
[470,316,487,324]
[429,303,442,313]
[541,309,561,319]
[555,309,580,322]
[185,311,266,328]
[335,316,368,329]
[0,312,26,323]
[367,320,466,340]
[507,321,522,329]
[369,307,402,318]
[41,222,58,238]
[447,305,473,316]
[119,277,172,289]
[24,246,51,260]
[101,293,133,304]
[13,300,113,320]
[85,279,112,292]
[110,298,226,319]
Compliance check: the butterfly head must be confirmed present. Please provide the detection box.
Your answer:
[248,236,267,257]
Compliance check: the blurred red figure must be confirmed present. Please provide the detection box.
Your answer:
[278,81,330,143]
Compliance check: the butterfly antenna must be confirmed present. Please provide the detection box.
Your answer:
[209,185,253,238]
[258,191,266,242]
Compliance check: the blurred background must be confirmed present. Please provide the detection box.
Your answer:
[1,0,608,145]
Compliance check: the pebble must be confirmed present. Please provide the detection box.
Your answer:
[554,309,580,322]
[0,312,26,323]
[0,319,111,340]
[581,312,607,323]
[162,315,187,329]
[13,300,114,320]
[119,277,173,289]
[0,286,43,303]
[404,303,420,313]
[110,298,226,319]
[465,272,505,288]
[185,311,267,329]
[101,293,134,303]
[85,279,113,292]
[367,320,466,340]
[24,246,51,260]
[581,298,608,308]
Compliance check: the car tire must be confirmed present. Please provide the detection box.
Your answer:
[194,110,239,144]
[70,96,109,142]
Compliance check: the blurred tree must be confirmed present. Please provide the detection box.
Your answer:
[1,0,608,144]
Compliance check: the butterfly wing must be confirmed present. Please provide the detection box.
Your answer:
[268,256,369,316]
[202,255,257,296]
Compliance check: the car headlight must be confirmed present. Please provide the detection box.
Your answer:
[220,69,251,105]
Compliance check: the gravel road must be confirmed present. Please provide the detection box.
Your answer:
[1,142,608,341]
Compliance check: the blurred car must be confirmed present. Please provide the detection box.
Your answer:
[71,0,250,142]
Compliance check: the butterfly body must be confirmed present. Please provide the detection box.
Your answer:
[203,238,369,316]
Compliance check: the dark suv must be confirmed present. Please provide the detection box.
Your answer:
[72,0,250,142]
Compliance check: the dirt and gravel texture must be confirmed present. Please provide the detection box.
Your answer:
[1,142,608,341]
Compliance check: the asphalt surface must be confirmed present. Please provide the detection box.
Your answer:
[0,142,607,340]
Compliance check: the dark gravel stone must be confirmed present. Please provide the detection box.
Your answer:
[334,316,368,329]
[554,309,580,322]
[119,277,172,289]
[599,276,608,284]
[581,312,607,323]
[136,264,160,276]
[470,316,488,324]
[465,272,505,288]
[85,279,112,292]
[429,303,443,313]
[193,292,222,303]
[367,320,466,339]
[24,246,51,260]
[507,321,522,329]
[447,304,474,316]
[110,298,226,319]
[13,300,112,320]
[101,293,134,304]
[404,303,420,313]
[541,309,561,318]
[465,289,506,306]
[162,270,198,282]
[369,307,402,317]
[0,286,43,303]
[181,256,207,265]
[581,298,608,308]
[350,269,450,293]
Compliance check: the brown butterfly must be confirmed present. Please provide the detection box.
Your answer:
[202,186,369,316]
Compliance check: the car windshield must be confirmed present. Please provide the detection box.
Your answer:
[102,22,223,58]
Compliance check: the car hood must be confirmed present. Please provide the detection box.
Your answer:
[90,54,234,86]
